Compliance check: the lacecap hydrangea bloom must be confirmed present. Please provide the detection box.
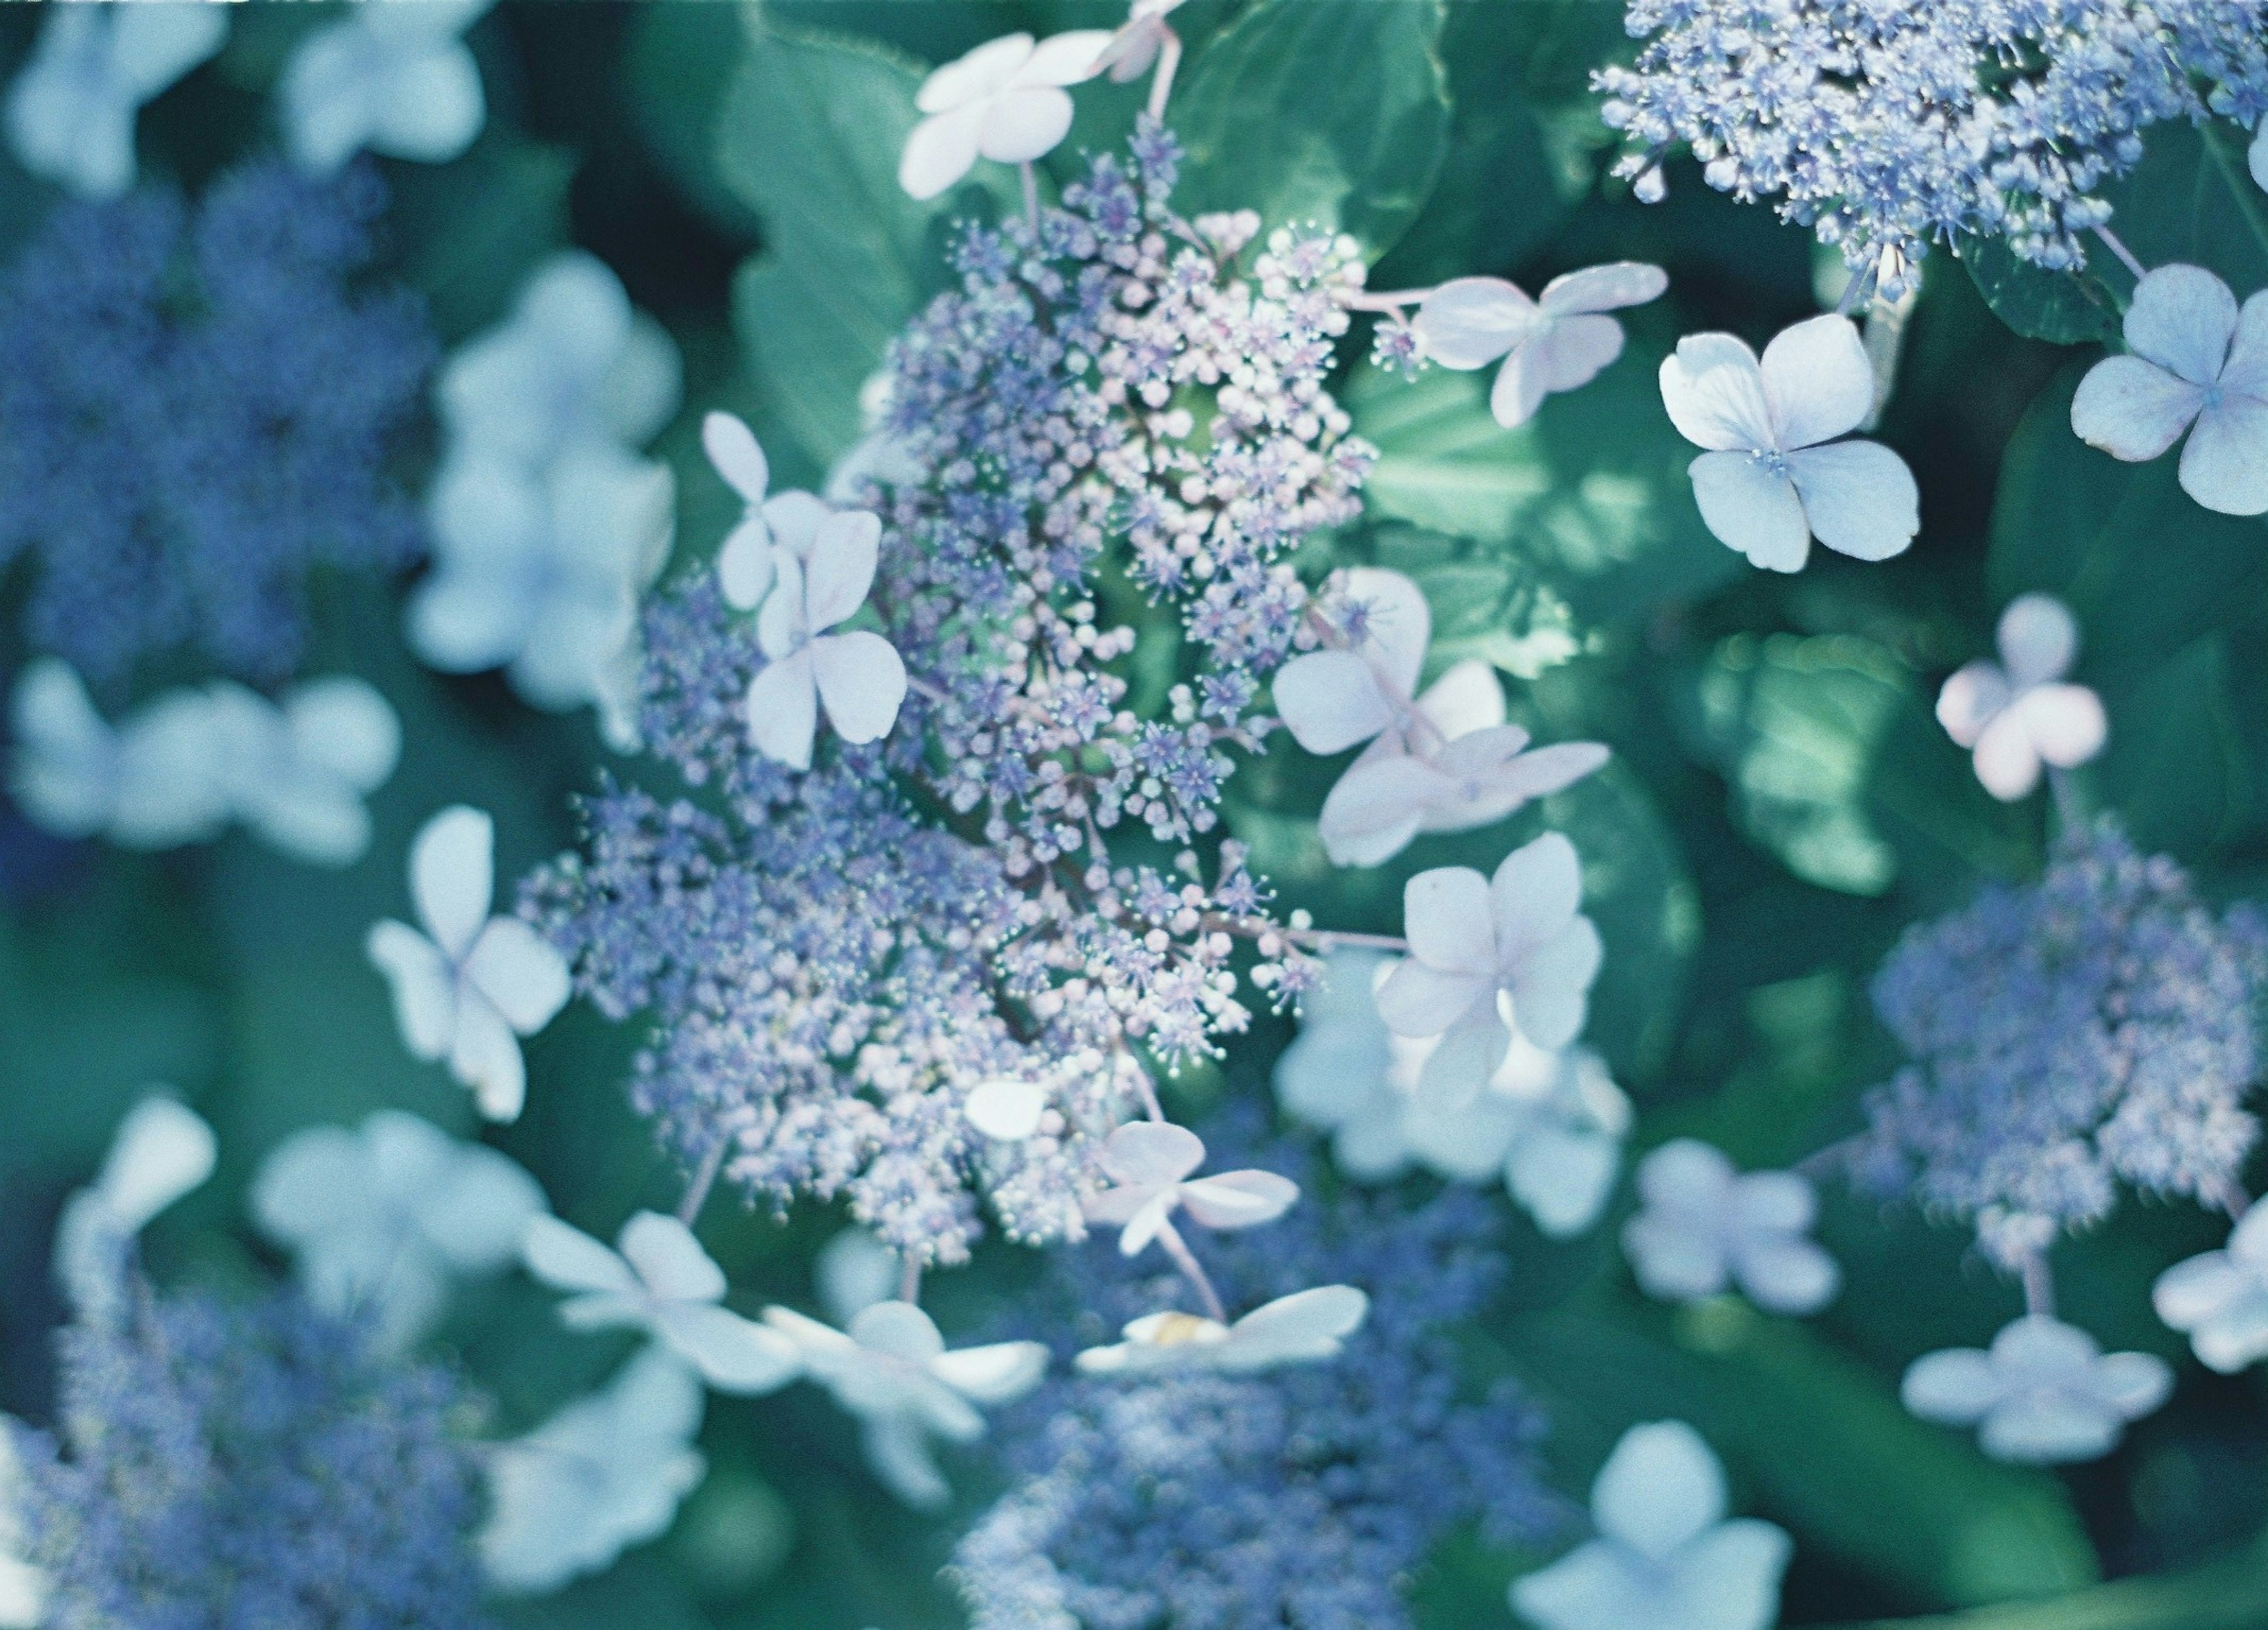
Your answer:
[531,123,1387,1265]
[1595,0,2268,295]
[950,1127,1559,1630]
[0,158,432,688]
[10,1291,492,1628]
[1855,821,2268,1264]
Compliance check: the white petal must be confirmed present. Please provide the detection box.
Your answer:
[746,648,819,770]
[1980,1395,2120,1465]
[464,917,572,1036]
[1660,333,1775,452]
[965,1078,1048,1141]
[1935,661,2012,748]
[1272,651,1394,755]
[1416,1009,1514,1112]
[1784,439,1918,562]
[1591,1420,1727,1561]
[2123,263,2238,386]
[1689,451,1811,572]
[1534,314,1627,396]
[1666,1518,1792,1630]
[1539,262,1668,317]
[975,86,1074,164]
[1413,277,1534,370]
[523,1215,640,1296]
[1224,1285,1370,1367]
[1638,1138,1736,1214]
[1901,1347,2001,1424]
[1759,314,1873,449]
[1403,865,1498,972]
[2179,396,2268,516]
[1488,340,1552,428]
[703,411,770,502]
[96,1097,216,1232]
[1491,832,1583,950]
[1735,1235,1840,1315]
[2091,1351,2173,1420]
[1317,753,1450,868]
[817,1228,901,1324]
[1178,1169,1299,1231]
[657,1303,799,1393]
[2192,1296,2268,1374]
[1100,1120,1206,1188]
[1996,594,2078,687]
[1343,566,1432,696]
[620,1211,728,1303]
[1508,917,1601,1051]
[1731,1171,1816,1234]
[2220,291,2268,400]
[2254,123,2268,194]
[1016,30,1115,87]
[1512,1540,1653,1630]
[849,1299,947,1363]
[811,631,908,745]
[803,511,883,632]
[2008,684,2106,770]
[410,806,494,961]
[932,1339,1049,1403]
[603,317,684,449]
[2230,1206,2268,1269]
[1375,959,1494,1039]
[250,1124,373,1247]
[1507,1124,1620,1238]
[1624,1211,1731,1301]
[450,989,527,1122]
[916,34,1034,114]
[282,677,401,795]
[366,42,484,164]
[898,103,985,201]
[2070,355,2207,462]
[9,658,115,836]
[2153,1250,2245,1332]
[420,1142,547,1272]
[367,921,458,1061]
[109,693,230,848]
[862,1419,951,1510]
[718,519,777,611]
[1414,659,1506,739]
[1972,709,2046,801]
[755,554,806,661]
[1422,736,1609,834]
[280,24,385,175]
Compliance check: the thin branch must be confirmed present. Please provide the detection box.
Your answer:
[676,1136,729,1227]
[1155,1217,1228,1323]
[1146,28,1182,121]
[2019,1248,2057,1321]
[2092,224,2149,282]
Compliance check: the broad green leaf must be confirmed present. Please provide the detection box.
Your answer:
[1348,345,1744,629]
[2097,119,2268,297]
[1171,0,1449,259]
[625,2,763,240]
[718,19,1008,470]
[1509,1302,2100,1610]
[1959,233,2120,346]
[389,131,578,344]
[1689,633,1911,897]
[2091,634,2245,861]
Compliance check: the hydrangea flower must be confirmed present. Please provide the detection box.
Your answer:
[1595,0,2268,294]
[1073,1284,1370,1375]
[1276,951,1630,1234]
[412,252,680,746]
[762,1301,1048,1509]
[0,159,432,685]
[14,1290,492,1625]
[1412,264,1668,427]
[1096,0,1188,115]
[1376,832,1604,1091]
[480,1346,707,1595]
[1274,568,1606,866]
[1083,1122,1299,1256]
[206,677,402,866]
[1660,314,1920,572]
[702,409,826,613]
[1857,821,2267,1257]
[53,1096,215,1330]
[367,806,572,1122]
[1901,1314,2172,1464]
[1622,1139,1840,1316]
[9,660,232,852]
[1512,1420,1791,1630]
[3,1,225,198]
[530,131,1367,1265]
[2153,1208,2268,1373]
[897,31,1112,200]
[954,1135,1555,1630]
[2071,263,2268,517]
[523,1212,800,1394]
[745,505,908,770]
[252,1110,548,1353]
[281,0,492,175]
[1936,594,2107,801]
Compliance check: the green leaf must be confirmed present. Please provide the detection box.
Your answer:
[717,19,1008,470]
[625,2,764,241]
[1959,233,2120,346]
[2091,635,2245,860]
[2098,119,2268,296]
[1687,633,1913,896]
[1348,345,1744,630]
[1510,1302,2100,1610]
[1171,0,1449,259]
[388,132,578,344]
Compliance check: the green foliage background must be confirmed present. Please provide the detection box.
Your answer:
[2,4,2267,1627]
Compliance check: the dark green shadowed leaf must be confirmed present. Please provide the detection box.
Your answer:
[1959,233,2120,346]
[1171,0,1449,259]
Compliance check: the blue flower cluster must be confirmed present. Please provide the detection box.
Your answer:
[532,126,1371,1265]
[12,1290,490,1628]
[950,1129,1557,1630]
[0,158,431,689]
[1596,0,2268,294]
[1858,821,2268,1261]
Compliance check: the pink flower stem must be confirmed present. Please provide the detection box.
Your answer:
[1146,30,1182,120]
[2092,225,2149,282]
[676,1136,729,1226]
[2019,1249,2057,1320]
[1156,1217,1228,1322]
[1021,161,1041,232]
